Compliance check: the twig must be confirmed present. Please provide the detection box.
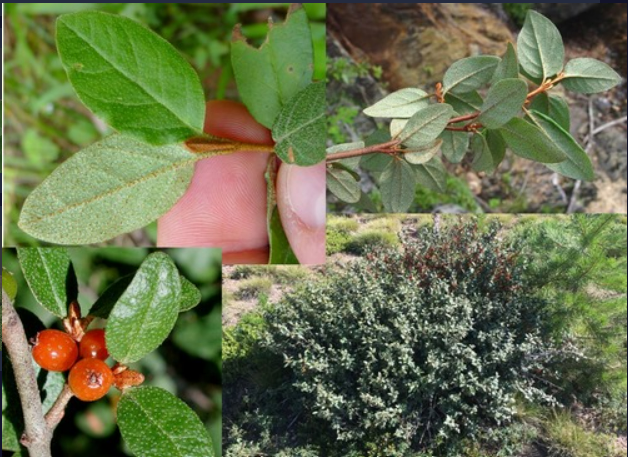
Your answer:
[583,115,627,143]
[44,385,75,432]
[2,290,53,457]
[552,173,569,205]
[326,139,401,161]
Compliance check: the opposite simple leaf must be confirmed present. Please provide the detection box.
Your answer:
[398,104,454,147]
[403,139,442,165]
[527,110,595,181]
[17,248,73,318]
[562,58,622,94]
[272,81,325,166]
[89,274,134,319]
[440,130,469,164]
[529,93,571,131]
[442,56,500,95]
[56,12,205,145]
[117,387,214,457]
[444,92,483,115]
[498,117,566,163]
[379,159,417,213]
[179,276,202,312]
[106,253,182,364]
[18,135,197,245]
[492,42,519,83]
[363,88,430,118]
[477,78,528,129]
[232,5,313,129]
[327,167,361,203]
[517,10,565,80]
[414,158,448,193]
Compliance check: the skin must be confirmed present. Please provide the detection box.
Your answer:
[158,101,325,265]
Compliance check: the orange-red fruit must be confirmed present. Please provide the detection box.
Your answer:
[69,358,114,402]
[79,329,109,360]
[32,329,79,372]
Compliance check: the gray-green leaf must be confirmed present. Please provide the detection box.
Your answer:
[327,141,364,170]
[57,12,205,145]
[562,58,622,94]
[18,135,197,245]
[363,88,430,118]
[444,92,483,115]
[477,78,528,129]
[529,93,571,131]
[232,5,313,129]
[403,140,442,165]
[398,104,454,147]
[440,130,469,164]
[492,43,519,83]
[361,153,393,172]
[517,10,564,80]
[499,117,566,163]
[117,387,214,457]
[327,167,361,203]
[272,81,325,166]
[527,110,595,181]
[414,158,448,193]
[442,56,500,95]
[471,133,501,174]
[379,159,417,212]
[106,253,181,364]
[17,248,73,318]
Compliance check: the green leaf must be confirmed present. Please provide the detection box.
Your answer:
[106,253,182,364]
[562,58,622,94]
[529,93,571,131]
[499,117,566,163]
[16,248,74,318]
[442,56,500,95]
[440,130,469,164]
[2,268,18,301]
[379,159,417,213]
[486,130,507,168]
[492,43,519,83]
[363,88,430,118]
[22,129,60,169]
[444,92,483,115]
[477,78,528,129]
[327,142,364,170]
[471,133,502,174]
[232,4,313,129]
[398,104,454,147]
[19,135,198,245]
[179,276,202,313]
[56,12,204,145]
[327,167,361,203]
[172,307,222,361]
[361,153,393,173]
[117,387,214,457]
[517,10,564,80]
[89,274,134,319]
[272,81,325,166]
[403,140,442,165]
[414,158,448,193]
[527,110,595,181]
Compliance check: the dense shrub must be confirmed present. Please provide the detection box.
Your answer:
[265,223,561,453]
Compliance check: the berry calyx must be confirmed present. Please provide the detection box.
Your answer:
[68,358,114,402]
[79,329,109,360]
[32,329,79,372]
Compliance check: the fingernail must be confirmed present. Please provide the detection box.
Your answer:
[285,164,326,230]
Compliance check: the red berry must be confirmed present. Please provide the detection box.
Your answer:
[79,329,109,360]
[68,359,114,402]
[32,329,79,372]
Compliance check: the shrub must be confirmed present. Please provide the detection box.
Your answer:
[265,222,560,453]
[234,277,273,300]
[345,230,400,255]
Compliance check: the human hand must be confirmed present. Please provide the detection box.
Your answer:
[157,100,325,265]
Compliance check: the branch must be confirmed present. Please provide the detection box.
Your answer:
[45,384,75,432]
[2,290,53,457]
[326,139,401,162]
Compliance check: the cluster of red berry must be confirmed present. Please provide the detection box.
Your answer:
[31,303,143,402]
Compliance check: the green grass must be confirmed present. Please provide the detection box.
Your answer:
[544,411,620,457]
[234,277,273,300]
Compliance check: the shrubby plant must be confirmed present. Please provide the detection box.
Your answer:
[265,222,565,454]
[326,10,622,212]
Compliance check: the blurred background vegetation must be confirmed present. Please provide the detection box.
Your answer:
[2,247,222,456]
[2,2,326,247]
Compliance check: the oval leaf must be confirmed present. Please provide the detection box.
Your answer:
[444,91,483,115]
[117,387,213,457]
[492,42,519,83]
[517,10,564,80]
[403,139,442,165]
[529,93,571,131]
[498,117,566,163]
[527,110,595,181]
[363,88,430,118]
[414,158,448,193]
[440,130,469,164]
[442,56,500,95]
[477,78,528,129]
[562,58,622,94]
[106,253,181,364]
[327,167,361,204]
[179,276,202,313]
[327,141,364,170]
[471,133,501,174]
[18,135,197,245]
[390,119,408,138]
[232,5,313,129]
[380,159,417,213]
[272,81,325,166]
[17,248,73,318]
[56,12,204,145]
[398,104,454,147]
